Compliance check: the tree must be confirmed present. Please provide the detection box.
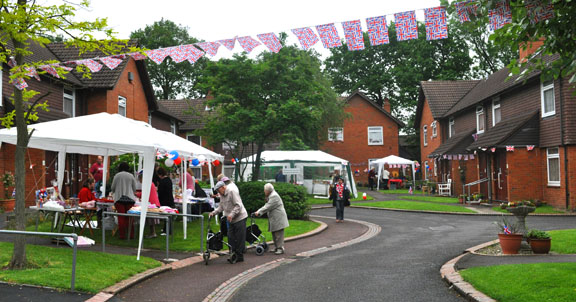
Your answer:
[0,0,126,269]
[130,19,207,99]
[198,39,346,181]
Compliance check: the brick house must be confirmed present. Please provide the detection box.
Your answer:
[319,91,404,185]
[416,52,576,210]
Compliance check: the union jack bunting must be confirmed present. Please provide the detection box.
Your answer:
[454,0,478,23]
[166,46,188,63]
[291,27,319,50]
[237,36,262,53]
[75,59,103,73]
[470,154,475,160]
[184,45,205,64]
[447,155,453,160]
[424,7,448,40]
[506,146,515,152]
[218,37,237,51]
[366,16,389,46]
[100,56,123,70]
[443,154,447,159]
[145,49,170,64]
[25,66,40,81]
[11,77,28,90]
[342,20,365,51]
[394,11,418,41]
[525,0,554,24]
[491,147,496,152]
[39,64,61,78]
[195,42,221,57]
[472,133,479,141]
[316,23,342,49]
[464,155,469,160]
[128,52,147,61]
[257,33,283,53]
[488,0,512,30]
[526,145,535,151]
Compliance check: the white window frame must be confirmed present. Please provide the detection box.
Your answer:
[328,127,344,142]
[187,133,202,145]
[118,96,127,117]
[492,98,501,126]
[431,121,437,138]
[170,119,176,134]
[448,117,455,138]
[541,80,555,118]
[433,160,437,177]
[546,147,560,186]
[476,106,485,134]
[367,126,384,145]
[189,166,202,181]
[222,140,237,151]
[424,160,429,180]
[63,87,75,117]
[423,125,428,146]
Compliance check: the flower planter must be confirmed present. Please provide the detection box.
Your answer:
[498,233,523,254]
[529,238,551,254]
[0,199,15,212]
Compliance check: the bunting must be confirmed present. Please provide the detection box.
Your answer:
[182,45,205,64]
[39,65,61,78]
[464,155,469,160]
[195,42,221,57]
[526,0,554,24]
[237,36,262,53]
[454,0,478,23]
[75,59,103,73]
[145,49,170,64]
[470,154,475,160]
[257,33,283,53]
[99,56,123,70]
[291,27,319,50]
[342,20,365,51]
[472,133,479,141]
[491,147,496,152]
[526,145,535,151]
[218,37,237,51]
[168,45,191,63]
[506,146,515,152]
[488,0,512,30]
[424,7,448,40]
[366,15,389,46]
[11,77,28,90]
[394,11,418,41]
[315,23,342,49]
[128,52,147,61]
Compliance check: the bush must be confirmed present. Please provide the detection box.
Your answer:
[236,181,310,220]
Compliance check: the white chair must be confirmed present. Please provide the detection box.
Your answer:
[437,179,452,196]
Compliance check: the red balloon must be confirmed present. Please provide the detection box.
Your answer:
[174,157,182,165]
[213,159,221,166]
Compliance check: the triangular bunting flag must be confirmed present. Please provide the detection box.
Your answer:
[488,0,512,30]
[470,154,475,160]
[491,147,496,152]
[395,11,418,41]
[100,56,123,70]
[11,77,28,90]
[75,59,103,73]
[424,7,448,40]
[342,20,365,51]
[366,15,389,46]
[39,64,61,78]
[506,146,515,152]
[195,42,221,57]
[182,45,205,64]
[257,33,283,53]
[526,145,535,151]
[25,66,41,81]
[316,23,342,49]
[237,36,262,53]
[218,37,237,51]
[145,49,170,64]
[128,52,147,61]
[291,27,319,50]
[464,155,469,160]
[526,0,554,24]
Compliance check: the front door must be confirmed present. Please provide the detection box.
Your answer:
[493,151,508,201]
[478,153,489,197]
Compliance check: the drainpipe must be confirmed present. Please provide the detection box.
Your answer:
[559,79,570,210]
[484,104,493,201]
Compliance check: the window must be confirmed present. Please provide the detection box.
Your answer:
[63,88,75,116]
[433,160,437,177]
[222,140,237,150]
[328,127,344,142]
[368,158,379,170]
[170,119,176,134]
[223,165,235,179]
[368,126,383,145]
[189,167,202,181]
[118,96,127,116]
[424,160,429,180]
[547,148,560,186]
[431,121,437,138]
[476,106,485,134]
[492,98,501,126]
[187,134,201,145]
[448,117,455,138]
[541,80,555,117]
[423,125,428,146]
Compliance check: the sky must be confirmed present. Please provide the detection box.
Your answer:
[60,0,443,60]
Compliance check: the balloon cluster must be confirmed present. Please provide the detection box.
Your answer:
[165,151,181,167]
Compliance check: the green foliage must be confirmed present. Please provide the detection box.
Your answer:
[236,181,310,219]
[130,19,207,99]
[494,216,519,234]
[2,171,15,199]
[549,229,576,254]
[527,229,550,239]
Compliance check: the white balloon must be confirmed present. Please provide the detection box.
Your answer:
[165,158,174,167]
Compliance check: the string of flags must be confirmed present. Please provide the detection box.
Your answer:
[8,0,555,90]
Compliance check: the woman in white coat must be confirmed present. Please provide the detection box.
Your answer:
[254,183,289,254]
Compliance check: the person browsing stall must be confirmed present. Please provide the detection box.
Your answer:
[156,167,174,235]
[89,156,104,197]
[78,178,96,203]
[254,183,289,254]
[111,162,137,240]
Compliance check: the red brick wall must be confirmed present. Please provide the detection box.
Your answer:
[0,144,46,206]
[419,99,441,181]
[506,148,544,202]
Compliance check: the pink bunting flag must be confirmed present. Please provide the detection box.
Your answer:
[491,147,496,152]
[218,37,237,51]
[75,59,103,73]
[394,11,418,41]
[291,27,319,50]
[183,45,205,64]
[168,45,194,63]
[526,145,535,151]
[526,0,554,24]
[454,0,478,23]
[424,7,448,40]
[39,65,61,78]
[145,49,170,64]
[464,155,469,160]
[316,23,342,49]
[506,146,515,152]
[342,20,365,51]
[488,0,512,30]
[237,36,262,53]
[99,56,123,70]
[128,52,147,61]
[257,33,283,53]
[366,16,389,46]
[196,42,221,57]
[443,154,447,159]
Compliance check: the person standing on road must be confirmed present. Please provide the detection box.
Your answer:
[209,180,248,263]
[368,167,376,191]
[330,177,350,223]
[254,183,289,254]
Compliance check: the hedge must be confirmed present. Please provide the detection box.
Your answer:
[236,181,310,220]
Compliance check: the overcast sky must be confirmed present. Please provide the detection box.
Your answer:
[61,0,442,60]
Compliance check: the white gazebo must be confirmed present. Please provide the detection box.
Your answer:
[372,155,416,190]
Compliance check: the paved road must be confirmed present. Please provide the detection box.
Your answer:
[231,207,575,302]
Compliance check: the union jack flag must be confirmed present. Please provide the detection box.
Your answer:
[394,11,418,41]
[145,49,170,64]
[526,0,554,24]
[218,37,237,51]
[11,77,28,90]
[75,59,103,72]
[39,64,61,78]
[488,0,512,30]
[257,33,283,53]
[366,16,389,46]
[424,7,448,40]
[454,0,478,23]
[315,23,342,49]
[342,20,365,51]
[24,66,40,81]
[237,36,262,53]
[195,42,221,57]
[526,145,535,151]
[506,146,515,152]
[491,147,496,152]
[100,56,123,70]
[291,27,319,50]
[503,225,512,234]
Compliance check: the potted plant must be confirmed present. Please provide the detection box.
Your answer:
[495,217,523,254]
[527,229,551,254]
[458,194,467,204]
[0,171,16,212]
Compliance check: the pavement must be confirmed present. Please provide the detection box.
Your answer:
[1,188,575,302]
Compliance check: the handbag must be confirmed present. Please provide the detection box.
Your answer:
[117,195,135,204]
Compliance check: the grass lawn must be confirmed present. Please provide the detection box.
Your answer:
[28,215,320,252]
[306,195,373,205]
[378,189,420,194]
[353,201,476,213]
[549,229,576,254]
[491,205,567,214]
[399,195,459,204]
[0,242,161,293]
[460,263,576,302]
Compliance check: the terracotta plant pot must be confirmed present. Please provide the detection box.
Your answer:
[498,233,523,254]
[0,199,16,212]
[529,238,551,254]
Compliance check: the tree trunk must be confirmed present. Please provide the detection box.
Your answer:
[250,142,265,182]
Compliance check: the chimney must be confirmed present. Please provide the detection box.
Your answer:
[382,98,391,113]
[519,37,545,63]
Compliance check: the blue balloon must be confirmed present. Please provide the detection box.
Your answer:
[169,151,179,160]
[191,158,200,166]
